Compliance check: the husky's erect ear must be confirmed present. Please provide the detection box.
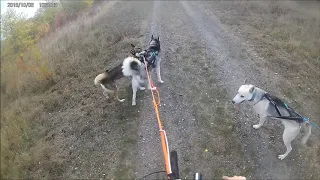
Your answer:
[249,85,255,93]
[151,35,154,40]
[131,44,135,48]
[157,36,160,41]
[244,78,248,84]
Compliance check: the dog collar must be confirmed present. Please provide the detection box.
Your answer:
[248,92,256,102]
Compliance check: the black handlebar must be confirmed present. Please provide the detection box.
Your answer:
[170,150,202,180]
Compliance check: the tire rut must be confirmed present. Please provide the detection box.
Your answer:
[137,1,249,179]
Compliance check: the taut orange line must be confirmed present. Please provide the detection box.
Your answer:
[143,58,171,178]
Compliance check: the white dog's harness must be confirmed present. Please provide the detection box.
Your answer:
[252,93,306,123]
[249,91,319,129]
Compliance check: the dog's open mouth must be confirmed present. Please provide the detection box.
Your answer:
[235,100,245,112]
[235,104,241,111]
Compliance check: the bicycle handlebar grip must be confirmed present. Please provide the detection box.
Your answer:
[170,150,179,179]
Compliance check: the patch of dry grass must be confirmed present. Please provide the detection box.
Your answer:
[0,95,46,179]
[219,1,319,62]
[212,0,320,120]
[1,2,143,179]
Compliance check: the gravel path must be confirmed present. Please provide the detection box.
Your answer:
[133,1,318,179]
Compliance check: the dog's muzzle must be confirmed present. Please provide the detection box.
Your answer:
[232,100,244,104]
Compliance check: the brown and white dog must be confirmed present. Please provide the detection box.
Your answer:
[94,35,163,106]
[94,56,146,106]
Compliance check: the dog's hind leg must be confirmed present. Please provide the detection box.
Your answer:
[114,90,125,102]
[105,83,125,102]
[301,123,311,145]
[113,84,125,102]
[137,76,146,91]
[101,84,110,99]
[278,125,300,160]
[103,90,109,99]
[156,57,164,83]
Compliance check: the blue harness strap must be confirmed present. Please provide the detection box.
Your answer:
[302,117,320,129]
[149,51,158,68]
[141,50,158,68]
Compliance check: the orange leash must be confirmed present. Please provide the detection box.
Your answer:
[143,57,172,178]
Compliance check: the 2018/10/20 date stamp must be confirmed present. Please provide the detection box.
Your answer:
[7,2,57,8]
[7,2,34,8]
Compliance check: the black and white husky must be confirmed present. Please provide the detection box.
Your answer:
[131,35,164,84]
[94,56,145,106]
[94,35,164,106]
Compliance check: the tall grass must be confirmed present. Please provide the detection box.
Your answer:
[0,3,110,179]
[214,0,320,101]
[0,44,55,178]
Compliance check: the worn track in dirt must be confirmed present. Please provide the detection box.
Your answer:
[134,1,318,179]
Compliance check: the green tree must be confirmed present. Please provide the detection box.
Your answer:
[33,7,59,28]
[60,0,93,15]
[1,9,39,60]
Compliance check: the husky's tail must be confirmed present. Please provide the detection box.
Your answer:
[94,73,107,86]
[301,122,312,145]
[122,57,141,77]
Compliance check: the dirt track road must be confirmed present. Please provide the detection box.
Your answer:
[47,1,319,179]
[122,1,319,179]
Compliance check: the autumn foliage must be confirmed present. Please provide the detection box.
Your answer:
[0,0,102,179]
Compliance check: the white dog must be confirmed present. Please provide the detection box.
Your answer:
[232,84,312,160]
